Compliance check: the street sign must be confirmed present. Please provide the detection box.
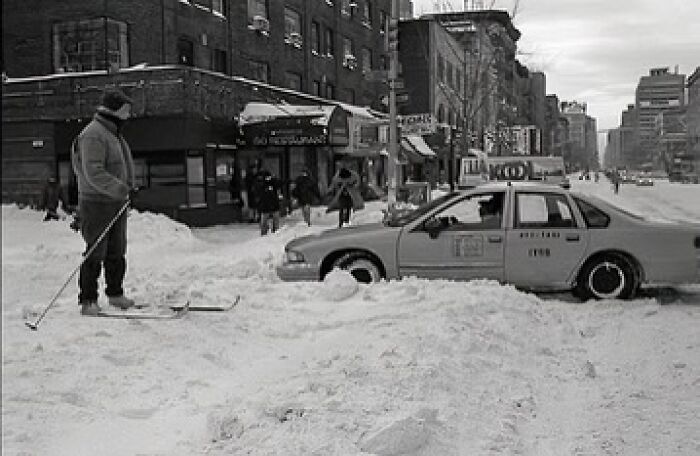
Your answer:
[396,92,410,104]
[389,78,404,90]
[398,113,436,135]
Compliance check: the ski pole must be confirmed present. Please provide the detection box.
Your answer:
[25,199,131,331]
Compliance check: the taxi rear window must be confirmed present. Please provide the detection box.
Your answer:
[574,197,610,228]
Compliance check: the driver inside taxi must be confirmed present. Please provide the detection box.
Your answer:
[478,196,503,228]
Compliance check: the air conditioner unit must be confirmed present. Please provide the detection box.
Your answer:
[251,15,270,34]
[344,54,357,70]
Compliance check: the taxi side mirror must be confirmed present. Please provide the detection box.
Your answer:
[423,217,443,239]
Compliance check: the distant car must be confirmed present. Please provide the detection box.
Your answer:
[277,182,700,300]
[636,176,654,186]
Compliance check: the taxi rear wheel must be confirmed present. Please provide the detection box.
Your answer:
[576,254,638,300]
[331,252,383,284]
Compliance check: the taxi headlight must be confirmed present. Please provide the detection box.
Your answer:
[285,250,306,263]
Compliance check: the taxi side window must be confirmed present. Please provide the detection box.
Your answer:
[437,192,504,230]
[573,197,610,228]
[515,193,576,228]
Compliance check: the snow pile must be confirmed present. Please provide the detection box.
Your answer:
[2,179,700,456]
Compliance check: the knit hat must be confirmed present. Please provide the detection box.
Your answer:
[100,88,133,112]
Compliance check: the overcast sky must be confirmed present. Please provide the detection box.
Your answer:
[413,0,700,134]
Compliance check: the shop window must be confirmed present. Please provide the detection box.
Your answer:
[216,154,236,204]
[186,155,206,207]
[249,60,270,83]
[324,27,335,58]
[149,161,187,207]
[284,7,302,48]
[285,71,302,91]
[212,48,227,73]
[311,21,321,55]
[177,37,194,66]
[53,18,128,72]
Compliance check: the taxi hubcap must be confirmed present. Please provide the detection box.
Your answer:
[589,261,625,298]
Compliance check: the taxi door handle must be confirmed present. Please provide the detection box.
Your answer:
[566,234,580,242]
[487,235,502,243]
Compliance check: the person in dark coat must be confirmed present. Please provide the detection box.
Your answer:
[256,169,282,235]
[39,177,69,221]
[326,166,364,228]
[291,168,320,226]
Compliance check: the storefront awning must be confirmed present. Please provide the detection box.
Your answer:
[400,135,437,163]
[238,102,349,147]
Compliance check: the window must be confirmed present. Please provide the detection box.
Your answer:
[249,60,270,83]
[212,49,227,73]
[324,27,335,57]
[186,155,206,207]
[361,47,372,73]
[311,21,321,54]
[362,1,372,27]
[573,197,610,228]
[216,153,236,204]
[326,83,335,99]
[446,61,453,87]
[248,0,268,19]
[342,88,355,104]
[312,80,321,96]
[433,192,505,230]
[341,0,356,17]
[177,37,194,66]
[379,10,388,34]
[515,193,576,229]
[53,18,128,72]
[284,7,302,47]
[342,36,355,62]
[437,104,445,124]
[437,55,444,82]
[285,71,302,91]
[456,68,462,93]
[379,54,388,70]
[212,0,225,16]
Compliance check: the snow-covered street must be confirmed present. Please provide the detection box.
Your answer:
[2,178,700,456]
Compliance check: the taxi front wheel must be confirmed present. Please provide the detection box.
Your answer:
[576,254,638,300]
[332,252,383,284]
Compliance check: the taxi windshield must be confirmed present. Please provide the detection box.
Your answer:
[385,192,459,227]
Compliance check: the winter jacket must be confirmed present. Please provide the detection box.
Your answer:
[326,168,365,212]
[256,173,281,213]
[292,174,320,205]
[72,113,135,203]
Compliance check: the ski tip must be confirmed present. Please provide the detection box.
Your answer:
[25,322,38,331]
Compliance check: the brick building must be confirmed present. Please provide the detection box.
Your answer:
[2,0,391,225]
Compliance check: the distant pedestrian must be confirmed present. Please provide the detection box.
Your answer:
[292,168,320,226]
[256,169,282,235]
[39,177,69,221]
[611,170,620,194]
[327,166,364,228]
[229,166,243,209]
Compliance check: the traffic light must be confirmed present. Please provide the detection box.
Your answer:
[386,18,399,52]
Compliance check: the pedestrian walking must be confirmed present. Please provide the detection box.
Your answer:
[611,170,620,194]
[256,169,282,235]
[39,177,69,221]
[291,168,320,226]
[326,165,364,228]
[71,88,137,316]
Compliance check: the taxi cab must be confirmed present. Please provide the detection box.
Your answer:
[277,182,700,300]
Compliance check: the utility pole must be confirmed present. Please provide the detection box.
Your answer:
[386,0,400,206]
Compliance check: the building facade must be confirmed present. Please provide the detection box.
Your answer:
[560,101,598,171]
[635,67,686,167]
[2,0,391,225]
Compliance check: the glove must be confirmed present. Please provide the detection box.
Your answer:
[129,187,140,202]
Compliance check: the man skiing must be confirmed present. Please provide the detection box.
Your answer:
[72,88,137,316]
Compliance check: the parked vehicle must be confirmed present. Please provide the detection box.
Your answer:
[277,182,700,300]
[635,174,654,186]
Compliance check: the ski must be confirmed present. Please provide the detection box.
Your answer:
[90,301,190,320]
[169,294,240,312]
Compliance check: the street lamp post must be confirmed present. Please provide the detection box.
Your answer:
[386,0,399,207]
